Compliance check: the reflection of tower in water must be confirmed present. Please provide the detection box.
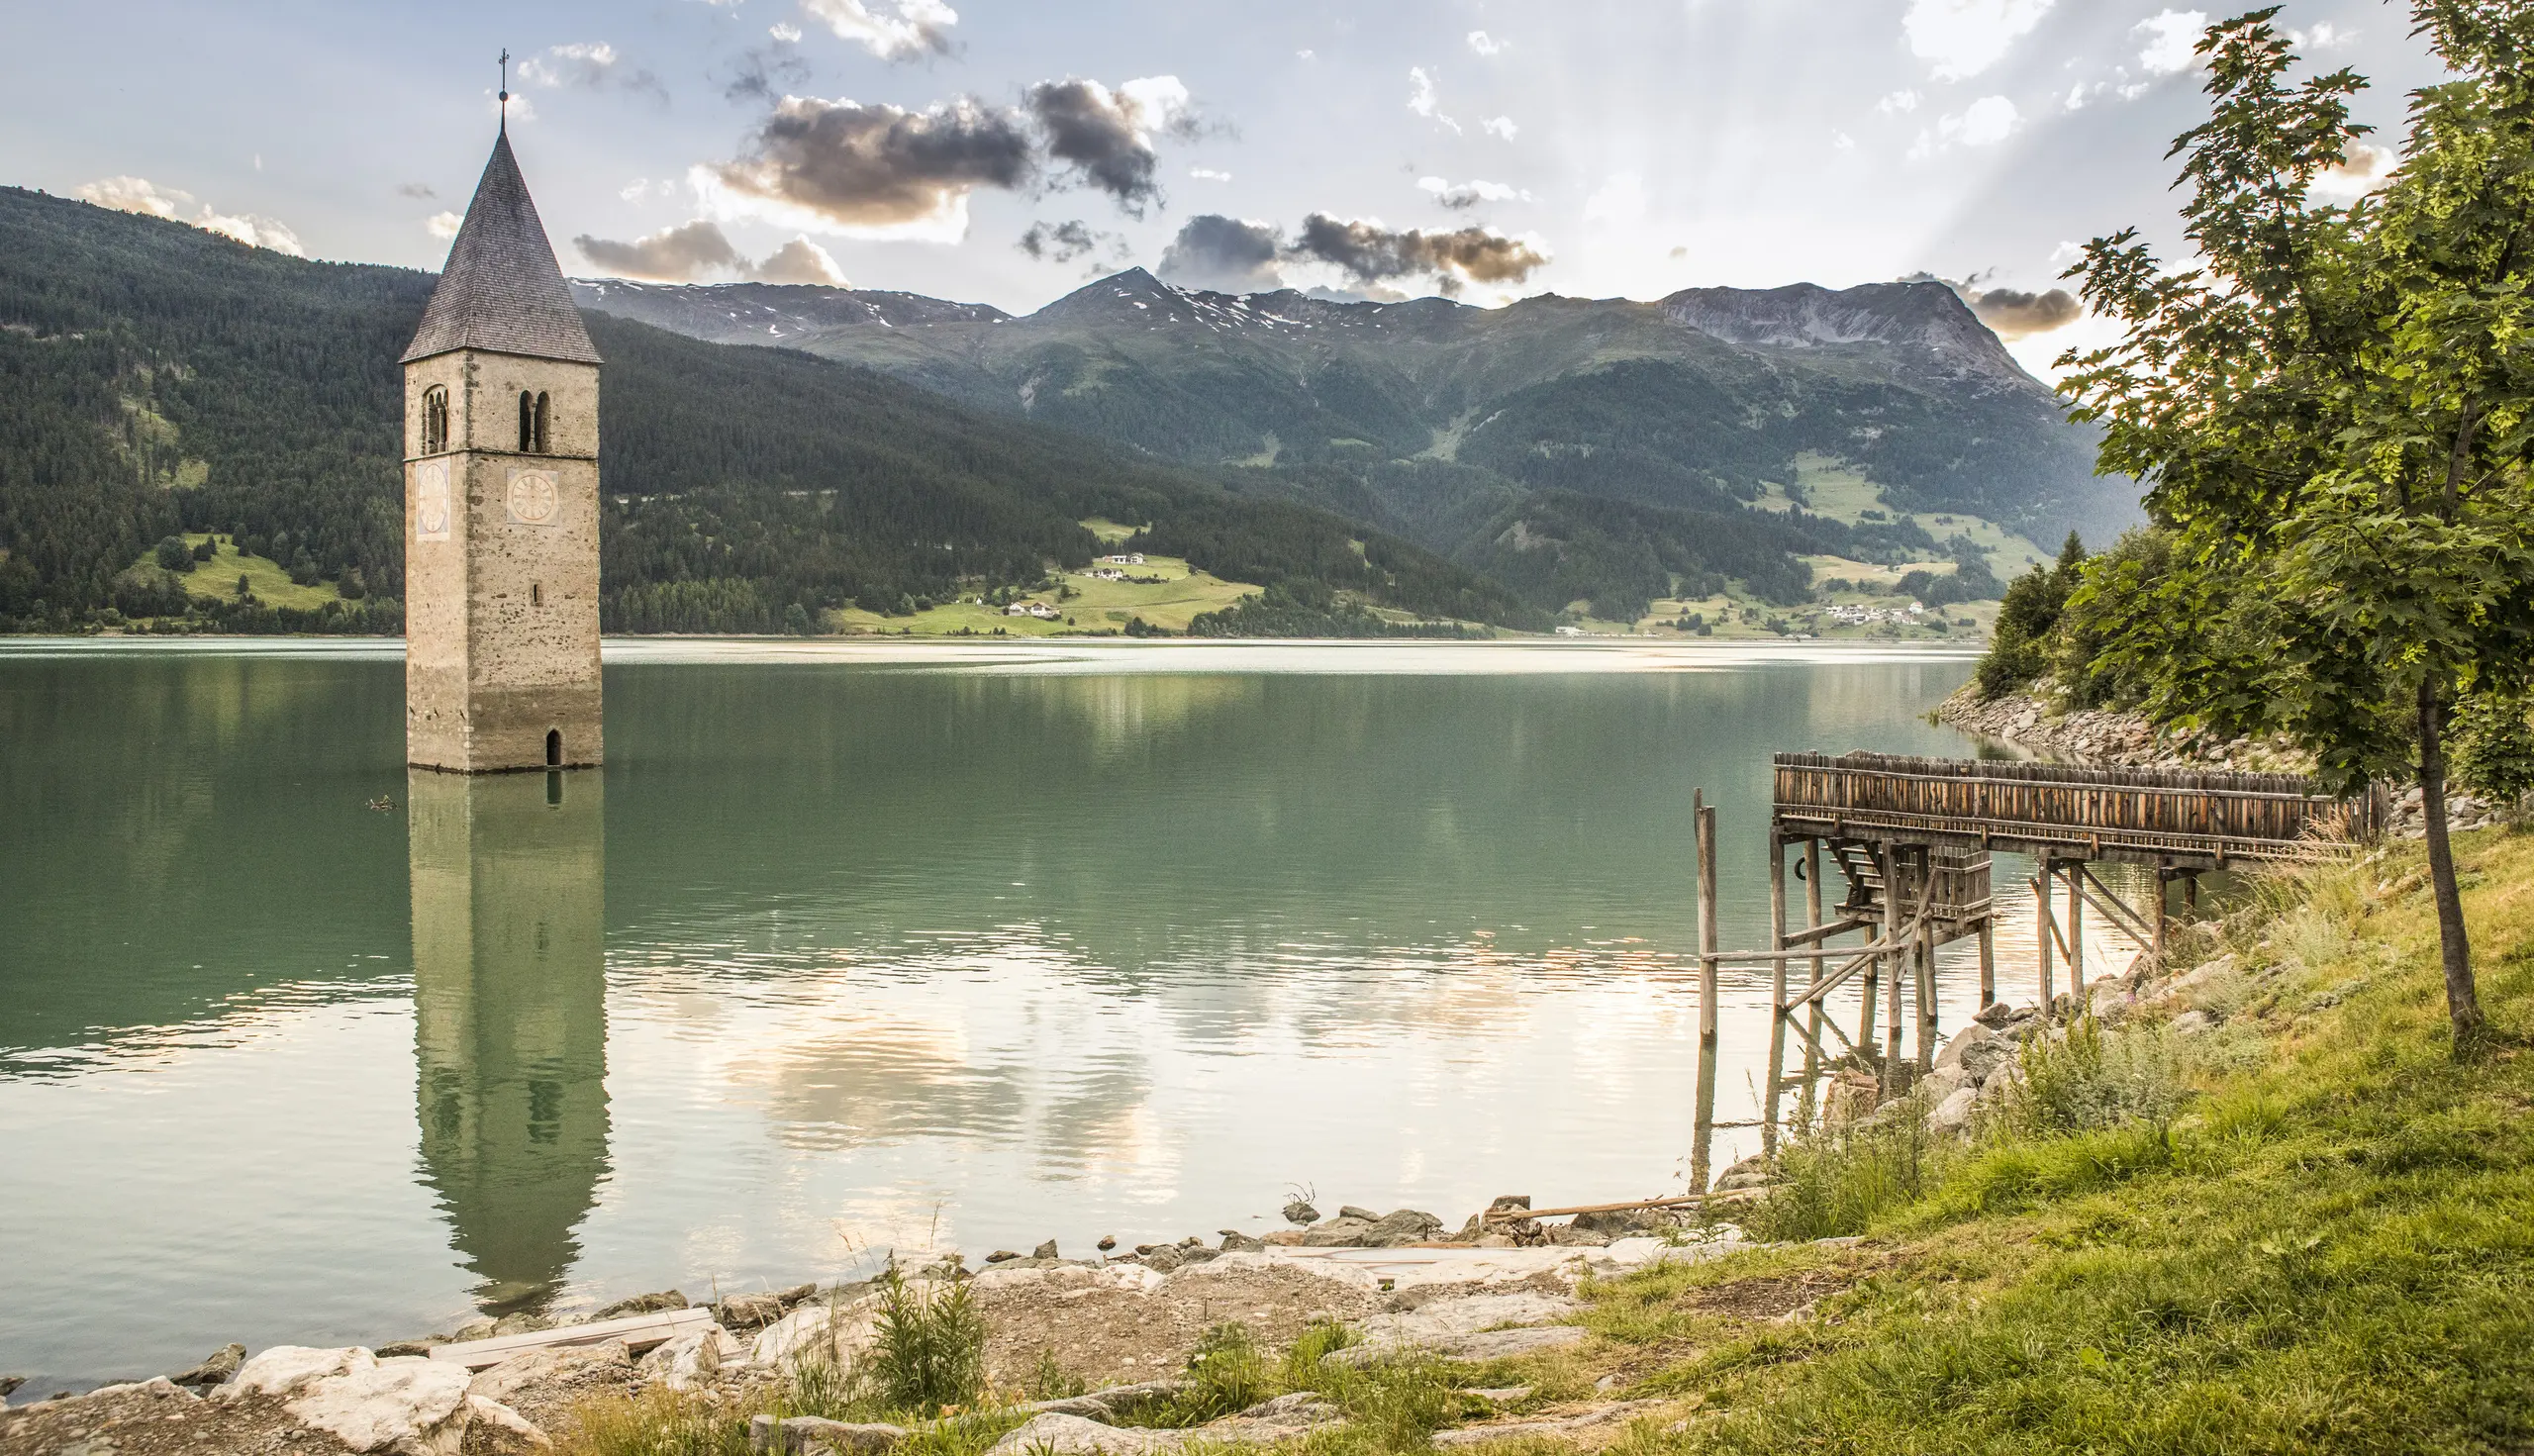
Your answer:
[409,769,610,1315]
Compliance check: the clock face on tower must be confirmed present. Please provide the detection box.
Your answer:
[507,468,559,526]
[415,459,452,541]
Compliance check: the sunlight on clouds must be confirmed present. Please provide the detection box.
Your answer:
[1879,90,1922,115]
[2312,142,2398,200]
[1904,0,2055,81]
[770,23,804,42]
[1467,31,1508,56]
[1947,95,2020,146]
[1189,166,1232,181]
[2135,10,2208,76]
[1481,116,1517,142]
[801,0,958,62]
[426,211,461,240]
[77,175,306,256]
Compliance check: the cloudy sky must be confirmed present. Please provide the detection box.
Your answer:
[0,0,2438,375]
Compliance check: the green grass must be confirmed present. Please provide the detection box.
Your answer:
[132,534,342,613]
[1751,453,2053,576]
[1556,828,2534,1454]
[828,552,1259,636]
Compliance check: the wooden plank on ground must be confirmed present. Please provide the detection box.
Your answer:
[427,1306,716,1369]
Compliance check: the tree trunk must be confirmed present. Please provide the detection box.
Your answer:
[2418,681,2486,1055]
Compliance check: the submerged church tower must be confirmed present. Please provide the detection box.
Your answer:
[402,125,604,772]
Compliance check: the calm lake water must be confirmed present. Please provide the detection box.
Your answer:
[0,638,2134,1390]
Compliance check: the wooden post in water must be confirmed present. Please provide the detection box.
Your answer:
[1763,831,1789,1153]
[1915,868,1937,1072]
[1692,794,1719,1191]
[1858,844,1883,1054]
[1799,838,1825,1126]
[2066,864,2085,1010]
[1882,841,1905,1095]
[2152,863,2171,969]
[1977,904,1997,1009]
[2033,867,2057,1012]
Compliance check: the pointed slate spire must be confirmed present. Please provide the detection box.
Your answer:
[402,132,602,365]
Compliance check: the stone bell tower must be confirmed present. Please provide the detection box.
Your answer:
[402,125,604,772]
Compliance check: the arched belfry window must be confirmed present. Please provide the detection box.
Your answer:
[518,390,551,453]
[422,386,449,455]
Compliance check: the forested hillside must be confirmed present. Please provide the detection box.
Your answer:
[0,188,1540,633]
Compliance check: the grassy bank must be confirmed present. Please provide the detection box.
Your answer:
[555,828,2534,1455]
[1558,825,2534,1455]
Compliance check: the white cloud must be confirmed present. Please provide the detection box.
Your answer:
[756,237,849,285]
[1834,131,1857,150]
[1418,175,1528,208]
[1297,49,1316,60]
[1190,166,1232,181]
[76,175,306,256]
[2290,22,2350,49]
[1903,0,2055,81]
[1467,30,1508,55]
[518,42,617,87]
[2135,10,2207,76]
[1878,89,1922,115]
[491,91,536,123]
[1481,115,1518,141]
[770,22,804,42]
[1946,94,2021,146]
[621,178,655,201]
[2312,142,2398,200]
[1408,66,1462,134]
[1118,74,1193,133]
[426,211,462,239]
[1583,171,1648,225]
[2049,239,2087,266]
[1916,95,2021,156]
[801,0,958,61]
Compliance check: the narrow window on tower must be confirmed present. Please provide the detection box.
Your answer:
[519,391,535,451]
[422,386,448,454]
[532,583,543,607]
[534,392,551,453]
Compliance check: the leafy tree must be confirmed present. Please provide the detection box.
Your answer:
[1974,533,2086,696]
[2450,690,2534,806]
[2058,4,2534,1052]
[152,535,191,572]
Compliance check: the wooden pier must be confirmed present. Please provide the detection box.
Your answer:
[1686,752,2385,1187]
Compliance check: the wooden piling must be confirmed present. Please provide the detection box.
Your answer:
[2067,864,2085,1009]
[1764,833,1791,1152]
[2034,867,2057,1012]
[1882,841,1905,1095]
[1692,795,1719,1192]
[1800,838,1825,1126]
[1976,910,1996,1009]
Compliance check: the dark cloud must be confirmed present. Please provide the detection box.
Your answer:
[1290,214,1548,294]
[724,45,812,106]
[1906,272,2083,340]
[572,222,849,286]
[1018,219,1116,265]
[1963,285,2081,339]
[709,96,1035,234]
[574,220,746,281]
[1023,78,1193,218]
[396,182,437,200]
[1157,214,1286,292]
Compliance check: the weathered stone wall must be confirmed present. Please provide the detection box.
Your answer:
[405,350,604,772]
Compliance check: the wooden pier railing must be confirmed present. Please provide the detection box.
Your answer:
[1773,751,2384,866]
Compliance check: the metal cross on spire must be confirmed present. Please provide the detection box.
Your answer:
[498,49,512,133]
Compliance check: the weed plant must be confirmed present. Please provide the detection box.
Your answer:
[871,1264,988,1412]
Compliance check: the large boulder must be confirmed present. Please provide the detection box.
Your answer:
[1926,1086,1981,1135]
[223,1345,476,1455]
[636,1325,742,1392]
[988,1412,1190,1455]
[1362,1209,1445,1247]
[467,1341,634,1430]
